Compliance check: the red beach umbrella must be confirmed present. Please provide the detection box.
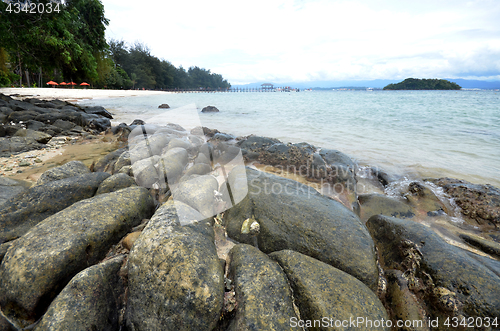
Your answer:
[80,82,90,89]
[68,82,77,89]
[59,82,67,88]
[46,81,58,88]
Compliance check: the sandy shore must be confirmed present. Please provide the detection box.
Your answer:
[0,87,169,102]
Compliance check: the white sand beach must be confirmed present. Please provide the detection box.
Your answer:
[0,87,169,101]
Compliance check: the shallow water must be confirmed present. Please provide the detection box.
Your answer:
[80,90,500,187]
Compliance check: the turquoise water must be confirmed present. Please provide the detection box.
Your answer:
[80,90,500,187]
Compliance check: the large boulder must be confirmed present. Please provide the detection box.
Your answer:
[0,186,154,326]
[367,215,500,319]
[270,250,389,330]
[36,160,90,186]
[13,129,52,144]
[33,256,126,331]
[224,168,379,291]
[0,172,111,244]
[227,244,298,331]
[126,200,224,330]
[0,136,45,156]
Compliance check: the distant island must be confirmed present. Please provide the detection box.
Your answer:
[383,78,461,90]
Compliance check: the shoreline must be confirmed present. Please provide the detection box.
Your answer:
[0,87,170,102]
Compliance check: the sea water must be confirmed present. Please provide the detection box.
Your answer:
[80,90,500,187]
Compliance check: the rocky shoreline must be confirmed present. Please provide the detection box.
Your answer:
[0,94,499,330]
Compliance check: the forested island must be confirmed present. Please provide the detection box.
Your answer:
[383,78,461,90]
[0,0,230,90]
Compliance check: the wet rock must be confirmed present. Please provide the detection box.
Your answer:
[358,193,416,221]
[459,233,500,258]
[95,173,136,195]
[404,181,447,216]
[0,186,154,326]
[432,178,500,229]
[227,244,298,331]
[201,105,219,113]
[385,270,428,330]
[212,132,235,141]
[224,168,379,290]
[366,214,500,319]
[36,160,90,185]
[172,175,219,218]
[126,200,224,331]
[34,256,126,331]
[270,250,389,330]
[0,172,110,244]
[158,103,170,109]
[258,143,314,173]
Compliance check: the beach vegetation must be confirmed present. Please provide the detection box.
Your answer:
[383,78,461,90]
[0,0,230,90]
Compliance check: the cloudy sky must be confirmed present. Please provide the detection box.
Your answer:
[102,0,500,85]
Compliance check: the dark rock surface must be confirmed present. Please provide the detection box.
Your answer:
[0,177,31,207]
[36,160,90,186]
[432,177,500,229]
[224,167,379,290]
[126,200,224,331]
[270,250,389,330]
[158,103,170,109]
[227,244,298,331]
[33,255,126,331]
[0,186,154,326]
[201,105,219,113]
[367,215,500,320]
[0,172,111,244]
[358,193,416,221]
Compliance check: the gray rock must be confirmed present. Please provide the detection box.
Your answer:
[172,175,219,218]
[82,106,113,119]
[36,160,90,186]
[224,168,379,291]
[113,151,131,173]
[358,193,416,221]
[167,138,192,151]
[26,120,46,131]
[131,155,163,188]
[95,173,136,195]
[126,200,224,331]
[0,177,31,207]
[183,163,212,177]
[34,256,126,331]
[270,250,389,330]
[52,119,76,131]
[158,103,170,108]
[0,136,45,156]
[0,172,110,244]
[0,186,154,326]
[7,110,39,122]
[227,244,298,331]
[237,136,281,152]
[367,214,500,319]
[201,105,219,113]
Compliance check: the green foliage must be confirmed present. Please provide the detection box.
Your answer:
[0,1,230,89]
[108,39,231,90]
[383,78,461,90]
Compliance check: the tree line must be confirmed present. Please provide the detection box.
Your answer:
[0,0,231,90]
[383,78,461,90]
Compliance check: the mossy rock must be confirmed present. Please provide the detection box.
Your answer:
[0,186,154,326]
[358,193,415,221]
[126,200,224,331]
[270,250,389,331]
[34,256,125,331]
[224,168,378,291]
[227,244,298,330]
